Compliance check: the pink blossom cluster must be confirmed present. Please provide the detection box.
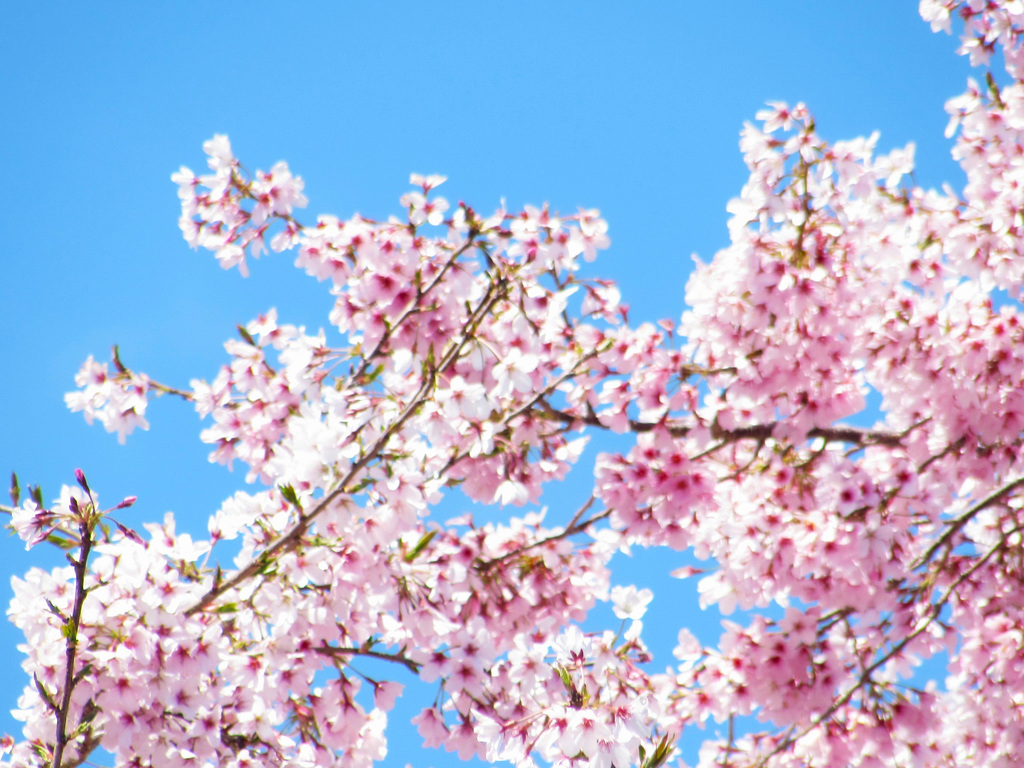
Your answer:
[64,354,151,444]
[6,2,1024,767]
[171,135,307,278]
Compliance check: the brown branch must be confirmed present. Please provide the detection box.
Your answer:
[147,380,195,401]
[345,235,480,388]
[539,402,903,447]
[912,474,1024,571]
[476,500,610,570]
[917,435,965,473]
[315,643,421,675]
[110,346,194,402]
[502,350,604,429]
[185,269,511,616]
[51,513,95,768]
[754,525,1014,767]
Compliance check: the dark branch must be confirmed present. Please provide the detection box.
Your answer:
[539,402,904,447]
[315,644,421,674]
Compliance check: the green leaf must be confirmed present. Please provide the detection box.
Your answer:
[30,743,51,761]
[9,472,20,507]
[279,484,302,509]
[350,477,372,494]
[640,735,674,768]
[46,533,80,550]
[34,675,56,709]
[44,599,66,620]
[74,700,99,732]
[556,666,573,690]
[237,324,257,346]
[111,344,127,373]
[403,529,437,562]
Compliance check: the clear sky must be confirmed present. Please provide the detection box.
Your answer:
[0,3,978,766]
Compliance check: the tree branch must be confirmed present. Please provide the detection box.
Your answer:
[185,266,512,616]
[50,510,95,768]
[476,498,609,570]
[315,643,421,675]
[539,402,904,447]
[912,474,1024,571]
[754,523,1016,767]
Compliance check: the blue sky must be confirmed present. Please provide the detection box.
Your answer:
[0,3,978,766]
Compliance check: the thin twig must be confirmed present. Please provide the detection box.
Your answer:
[912,474,1024,571]
[476,501,609,570]
[539,403,904,447]
[345,236,479,388]
[315,644,421,675]
[185,269,511,616]
[754,527,1013,767]
[50,512,95,768]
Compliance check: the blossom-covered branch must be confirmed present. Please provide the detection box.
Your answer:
[6,3,1024,767]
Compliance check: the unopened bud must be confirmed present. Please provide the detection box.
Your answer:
[115,521,144,544]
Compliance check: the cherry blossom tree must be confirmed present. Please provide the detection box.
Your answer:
[4,2,1024,766]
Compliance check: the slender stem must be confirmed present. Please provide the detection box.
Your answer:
[539,402,904,447]
[147,380,195,400]
[476,499,609,570]
[50,516,94,768]
[185,269,511,616]
[754,528,1013,767]
[345,236,478,388]
[912,474,1024,570]
[314,644,421,675]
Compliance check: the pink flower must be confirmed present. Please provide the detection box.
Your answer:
[373,680,403,712]
[610,585,654,620]
[552,626,592,668]
[37,28,1024,766]
[412,707,449,749]
[64,355,150,444]
[491,347,539,397]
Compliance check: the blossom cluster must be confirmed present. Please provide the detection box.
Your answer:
[5,2,1024,767]
[64,354,151,444]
